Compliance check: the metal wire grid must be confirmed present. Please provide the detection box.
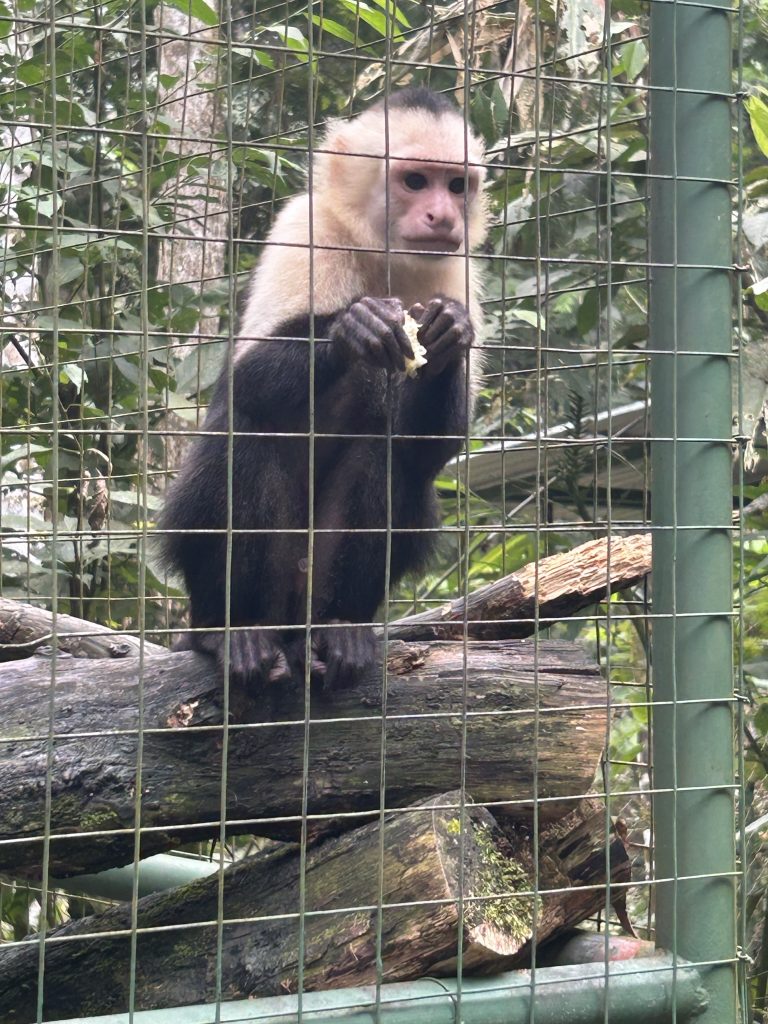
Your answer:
[0,0,745,1020]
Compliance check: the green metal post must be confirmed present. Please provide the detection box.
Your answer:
[649,0,737,1018]
[54,959,708,1024]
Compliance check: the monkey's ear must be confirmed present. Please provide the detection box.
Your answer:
[325,133,380,198]
[328,130,350,154]
[316,127,351,189]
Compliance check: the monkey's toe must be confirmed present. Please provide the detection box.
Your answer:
[230,629,292,691]
[190,628,292,693]
[313,623,379,692]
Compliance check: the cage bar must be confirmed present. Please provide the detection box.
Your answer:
[649,0,738,1019]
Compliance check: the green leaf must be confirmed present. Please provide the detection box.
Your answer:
[337,0,394,37]
[109,490,165,511]
[746,95,768,158]
[1,513,52,534]
[163,0,219,28]
[621,40,647,81]
[508,308,546,330]
[577,290,600,335]
[311,14,356,43]
[54,257,85,288]
[755,702,768,737]
[470,90,495,146]
[0,2,11,37]
[59,363,88,389]
[0,444,50,471]
[365,0,410,28]
[15,60,46,85]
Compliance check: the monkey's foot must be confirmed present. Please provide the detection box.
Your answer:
[310,622,379,691]
[189,628,292,692]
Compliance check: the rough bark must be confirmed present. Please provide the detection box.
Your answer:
[0,794,629,1022]
[0,598,166,661]
[0,639,607,877]
[388,533,652,641]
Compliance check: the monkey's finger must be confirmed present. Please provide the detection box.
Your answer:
[349,308,403,371]
[364,328,404,371]
[361,295,405,323]
[364,303,411,367]
[408,302,426,321]
[309,629,329,676]
[333,306,386,366]
[420,309,458,350]
[363,319,408,372]
[416,298,445,338]
[324,626,377,691]
[323,652,343,691]
[389,320,414,365]
[324,649,360,691]
[268,650,292,684]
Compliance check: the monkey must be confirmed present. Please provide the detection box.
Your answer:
[160,86,488,699]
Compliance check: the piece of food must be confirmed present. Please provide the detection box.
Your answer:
[403,313,428,377]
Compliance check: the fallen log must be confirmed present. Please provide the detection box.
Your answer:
[0,639,607,878]
[0,598,166,660]
[388,533,652,641]
[0,793,630,1022]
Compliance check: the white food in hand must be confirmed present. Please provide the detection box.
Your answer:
[403,314,428,377]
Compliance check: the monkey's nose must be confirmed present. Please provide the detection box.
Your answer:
[426,209,455,231]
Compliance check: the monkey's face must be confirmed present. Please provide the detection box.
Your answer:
[384,160,481,258]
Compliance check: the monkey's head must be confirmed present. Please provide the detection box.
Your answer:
[316,87,488,262]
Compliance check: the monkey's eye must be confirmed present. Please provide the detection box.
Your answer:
[448,177,466,194]
[404,172,428,191]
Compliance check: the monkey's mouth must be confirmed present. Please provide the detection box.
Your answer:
[400,236,463,255]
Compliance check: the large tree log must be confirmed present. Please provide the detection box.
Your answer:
[0,639,607,878]
[0,794,629,1022]
[389,533,652,641]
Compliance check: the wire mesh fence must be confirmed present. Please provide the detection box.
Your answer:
[0,0,759,1020]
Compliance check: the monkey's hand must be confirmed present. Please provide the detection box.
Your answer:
[189,628,292,692]
[309,622,380,692]
[330,297,414,374]
[408,297,473,377]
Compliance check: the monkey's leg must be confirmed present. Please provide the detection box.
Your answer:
[294,443,386,691]
[182,532,298,693]
[176,434,308,695]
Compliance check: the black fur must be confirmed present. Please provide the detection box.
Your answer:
[384,86,458,118]
[161,301,471,699]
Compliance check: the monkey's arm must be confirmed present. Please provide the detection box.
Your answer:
[230,300,413,418]
[229,314,340,414]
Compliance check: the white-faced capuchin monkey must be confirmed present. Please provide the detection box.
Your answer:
[161,86,488,699]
